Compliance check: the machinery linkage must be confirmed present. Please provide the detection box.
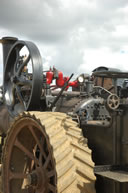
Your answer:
[0,37,128,193]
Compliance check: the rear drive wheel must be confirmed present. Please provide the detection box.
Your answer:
[2,112,96,193]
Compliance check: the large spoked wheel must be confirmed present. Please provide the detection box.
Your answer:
[2,112,96,193]
[2,113,57,193]
[4,41,43,116]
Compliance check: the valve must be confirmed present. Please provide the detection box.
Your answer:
[107,94,120,110]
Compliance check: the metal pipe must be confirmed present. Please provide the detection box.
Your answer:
[1,37,18,71]
[51,90,80,97]
[50,73,74,109]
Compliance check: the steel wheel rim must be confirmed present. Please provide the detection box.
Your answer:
[3,117,57,193]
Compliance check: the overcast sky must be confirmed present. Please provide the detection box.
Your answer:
[0,0,128,84]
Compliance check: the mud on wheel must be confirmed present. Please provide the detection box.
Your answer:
[2,112,96,193]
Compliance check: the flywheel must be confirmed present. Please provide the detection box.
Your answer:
[1,112,96,193]
[4,40,43,116]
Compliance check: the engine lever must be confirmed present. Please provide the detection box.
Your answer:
[50,73,74,109]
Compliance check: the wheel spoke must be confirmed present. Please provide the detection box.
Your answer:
[9,171,27,180]
[44,153,51,169]
[24,54,31,65]
[109,99,113,103]
[48,183,56,192]
[47,169,55,178]
[14,138,39,165]
[39,152,42,166]
[17,54,30,75]
[29,160,35,171]
[28,125,47,160]
[15,77,32,87]
[15,85,26,108]
[14,47,21,74]
[114,101,117,105]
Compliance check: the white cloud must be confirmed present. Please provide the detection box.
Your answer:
[0,0,128,82]
[78,47,128,74]
[112,25,128,38]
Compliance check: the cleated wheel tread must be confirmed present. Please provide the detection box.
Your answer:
[1,112,96,193]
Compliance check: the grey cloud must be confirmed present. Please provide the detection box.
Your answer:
[0,0,127,46]
[51,46,84,76]
[0,0,128,77]
[0,0,124,40]
[97,0,128,9]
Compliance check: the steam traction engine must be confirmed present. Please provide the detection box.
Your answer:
[0,37,128,193]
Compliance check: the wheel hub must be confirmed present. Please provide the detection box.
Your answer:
[26,167,48,191]
[11,75,17,84]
